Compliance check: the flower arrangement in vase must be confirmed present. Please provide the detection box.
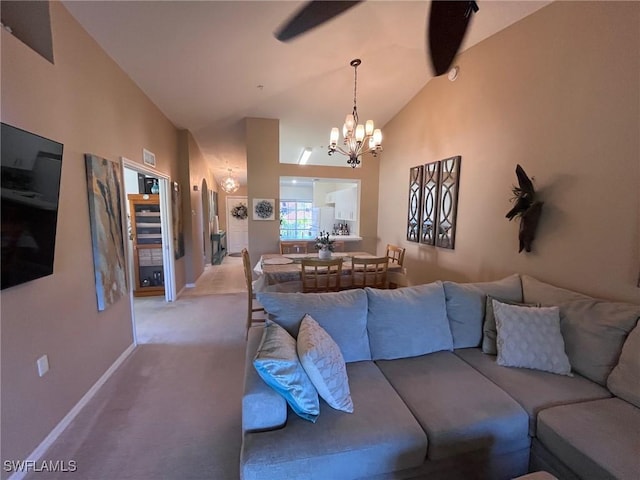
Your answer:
[315,231,335,259]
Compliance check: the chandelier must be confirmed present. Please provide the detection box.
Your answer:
[220,168,239,194]
[328,58,382,168]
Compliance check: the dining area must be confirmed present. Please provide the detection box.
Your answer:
[252,244,406,294]
[240,243,407,335]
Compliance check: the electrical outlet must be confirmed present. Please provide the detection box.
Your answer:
[37,355,49,377]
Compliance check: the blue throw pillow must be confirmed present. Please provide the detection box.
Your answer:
[366,282,453,360]
[253,320,319,422]
[256,289,371,362]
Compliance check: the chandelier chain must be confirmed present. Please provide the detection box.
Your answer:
[352,63,358,123]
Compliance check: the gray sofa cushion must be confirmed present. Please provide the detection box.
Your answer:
[521,275,640,385]
[537,398,640,480]
[240,361,428,480]
[242,326,287,433]
[376,351,530,462]
[607,323,640,407]
[366,282,453,360]
[456,348,611,435]
[443,274,522,349]
[256,289,371,362]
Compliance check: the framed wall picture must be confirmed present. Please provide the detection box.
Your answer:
[253,198,275,221]
[407,155,462,250]
[435,156,461,249]
[420,161,441,246]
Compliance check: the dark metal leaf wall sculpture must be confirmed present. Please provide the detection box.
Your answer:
[506,164,544,253]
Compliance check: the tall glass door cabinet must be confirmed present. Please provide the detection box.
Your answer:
[128,193,165,297]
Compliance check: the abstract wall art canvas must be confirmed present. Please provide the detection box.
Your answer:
[84,154,127,311]
[172,181,185,259]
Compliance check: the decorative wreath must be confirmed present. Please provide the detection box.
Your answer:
[231,203,248,220]
[255,200,274,219]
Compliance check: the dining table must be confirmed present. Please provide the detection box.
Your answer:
[253,251,402,292]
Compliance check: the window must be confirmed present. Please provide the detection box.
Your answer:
[280,201,313,239]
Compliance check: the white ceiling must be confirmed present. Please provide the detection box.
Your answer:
[62,1,550,185]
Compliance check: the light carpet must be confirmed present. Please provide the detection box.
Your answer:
[27,289,248,479]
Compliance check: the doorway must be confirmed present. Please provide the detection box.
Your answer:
[226,195,248,254]
[121,159,176,342]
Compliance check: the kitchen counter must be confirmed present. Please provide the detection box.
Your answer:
[280,235,362,242]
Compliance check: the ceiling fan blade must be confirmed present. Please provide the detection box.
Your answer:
[275,0,362,42]
[428,0,479,76]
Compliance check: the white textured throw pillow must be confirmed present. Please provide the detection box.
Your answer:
[493,300,572,376]
[297,314,354,413]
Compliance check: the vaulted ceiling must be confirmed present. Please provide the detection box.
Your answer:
[63,1,550,185]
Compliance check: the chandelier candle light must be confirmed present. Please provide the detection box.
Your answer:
[329,59,382,168]
[220,168,240,194]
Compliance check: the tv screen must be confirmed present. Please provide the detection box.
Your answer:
[1,123,63,290]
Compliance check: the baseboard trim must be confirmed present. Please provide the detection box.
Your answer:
[7,343,137,480]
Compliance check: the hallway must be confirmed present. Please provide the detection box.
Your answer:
[134,255,246,341]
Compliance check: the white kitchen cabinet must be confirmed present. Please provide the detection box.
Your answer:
[325,191,336,204]
[334,186,358,221]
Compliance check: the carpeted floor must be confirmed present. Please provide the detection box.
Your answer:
[27,261,248,480]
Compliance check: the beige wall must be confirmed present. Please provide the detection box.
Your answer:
[0,3,182,469]
[178,130,217,284]
[246,118,380,264]
[378,1,639,304]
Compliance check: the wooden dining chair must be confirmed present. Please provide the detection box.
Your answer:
[349,256,389,289]
[280,241,308,254]
[332,240,346,252]
[301,258,344,293]
[386,244,406,289]
[241,248,265,337]
[386,244,406,267]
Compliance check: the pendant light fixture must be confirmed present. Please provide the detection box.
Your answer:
[220,168,240,194]
[328,58,382,168]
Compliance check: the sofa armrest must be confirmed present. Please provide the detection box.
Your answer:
[242,325,287,433]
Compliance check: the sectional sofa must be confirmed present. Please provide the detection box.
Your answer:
[241,274,639,480]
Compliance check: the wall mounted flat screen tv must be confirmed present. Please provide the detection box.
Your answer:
[1,123,63,290]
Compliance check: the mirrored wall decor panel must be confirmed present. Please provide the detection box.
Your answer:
[406,165,423,242]
[407,156,462,249]
[435,156,461,249]
[420,161,440,245]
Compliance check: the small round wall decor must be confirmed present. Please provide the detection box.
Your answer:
[231,203,248,220]
[253,198,275,221]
